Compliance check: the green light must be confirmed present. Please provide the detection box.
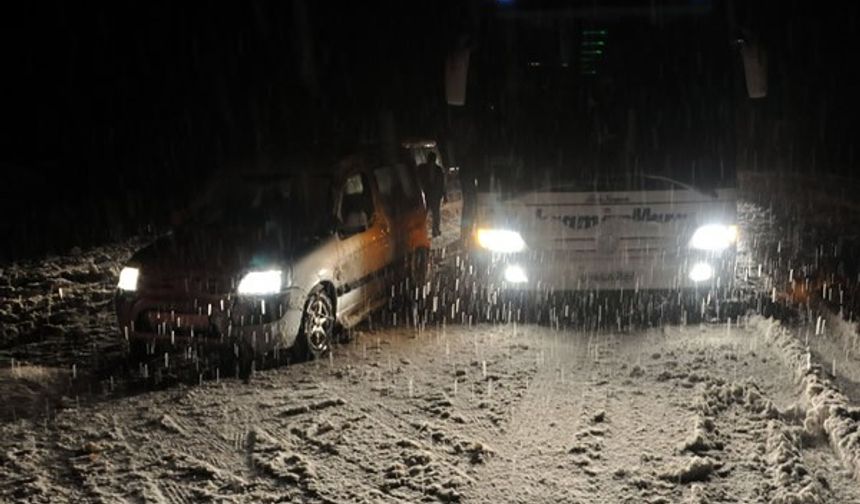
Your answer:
[582,41,606,47]
[580,49,603,56]
[583,30,608,36]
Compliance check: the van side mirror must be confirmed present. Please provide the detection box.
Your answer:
[739,38,767,99]
[338,210,369,236]
[446,47,470,106]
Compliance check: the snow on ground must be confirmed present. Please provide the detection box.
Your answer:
[0,239,145,368]
[4,319,860,503]
[2,174,860,502]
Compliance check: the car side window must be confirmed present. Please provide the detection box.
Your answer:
[339,173,374,222]
[373,164,422,219]
[394,163,421,208]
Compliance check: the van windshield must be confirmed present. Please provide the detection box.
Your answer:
[474,4,737,195]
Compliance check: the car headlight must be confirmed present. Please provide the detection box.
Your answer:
[504,264,528,283]
[689,262,715,282]
[476,228,526,253]
[117,267,139,291]
[689,224,737,251]
[237,270,283,295]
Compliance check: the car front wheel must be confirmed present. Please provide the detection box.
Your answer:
[295,286,335,360]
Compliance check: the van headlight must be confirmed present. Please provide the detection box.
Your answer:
[117,267,139,291]
[237,270,283,295]
[476,228,526,253]
[689,224,738,252]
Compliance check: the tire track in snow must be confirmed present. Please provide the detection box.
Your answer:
[292,324,539,502]
[464,327,596,503]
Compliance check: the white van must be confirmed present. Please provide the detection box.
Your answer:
[461,2,749,313]
[470,176,737,292]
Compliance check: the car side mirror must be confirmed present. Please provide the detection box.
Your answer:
[338,210,369,236]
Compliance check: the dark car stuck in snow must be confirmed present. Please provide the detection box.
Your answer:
[114,150,430,373]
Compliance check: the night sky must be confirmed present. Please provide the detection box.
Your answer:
[2,1,859,259]
[2,1,471,258]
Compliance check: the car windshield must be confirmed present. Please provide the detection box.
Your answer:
[186,172,333,233]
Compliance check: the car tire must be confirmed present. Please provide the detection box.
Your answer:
[294,286,336,361]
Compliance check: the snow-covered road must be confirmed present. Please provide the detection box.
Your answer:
[3,319,860,503]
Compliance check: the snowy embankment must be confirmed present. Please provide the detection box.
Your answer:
[0,240,143,364]
[820,310,860,403]
[739,170,860,488]
[750,316,860,482]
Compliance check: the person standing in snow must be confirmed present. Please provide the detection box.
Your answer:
[417,152,447,237]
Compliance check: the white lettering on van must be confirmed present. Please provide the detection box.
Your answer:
[536,207,689,229]
[631,208,689,223]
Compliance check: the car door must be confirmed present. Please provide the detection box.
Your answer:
[334,170,393,324]
[374,163,428,261]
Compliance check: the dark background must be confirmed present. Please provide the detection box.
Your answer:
[1,1,858,260]
[1,1,473,258]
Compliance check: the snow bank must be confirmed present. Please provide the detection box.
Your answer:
[671,362,826,502]
[822,309,860,390]
[824,309,860,352]
[750,316,860,481]
[764,421,825,504]
[0,239,142,366]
